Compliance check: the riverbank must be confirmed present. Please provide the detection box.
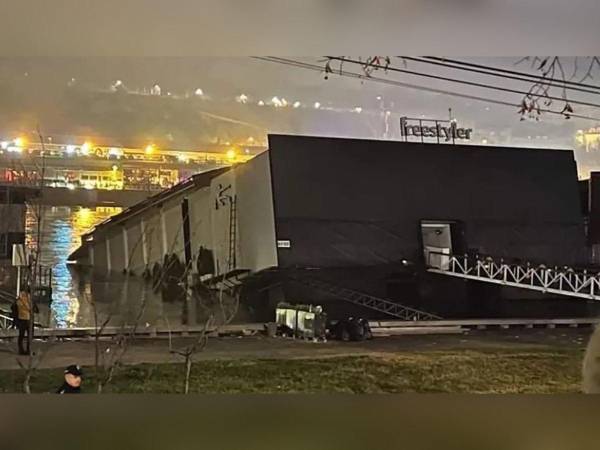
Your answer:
[0,330,589,393]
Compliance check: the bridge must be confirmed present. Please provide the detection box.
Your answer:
[0,139,263,193]
[0,139,264,206]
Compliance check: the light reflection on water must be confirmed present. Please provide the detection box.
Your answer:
[26,206,120,327]
[25,206,185,328]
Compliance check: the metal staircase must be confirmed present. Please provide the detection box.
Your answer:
[204,269,250,292]
[290,275,441,321]
[426,251,600,301]
[0,288,15,305]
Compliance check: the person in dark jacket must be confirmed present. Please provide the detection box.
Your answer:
[56,365,83,394]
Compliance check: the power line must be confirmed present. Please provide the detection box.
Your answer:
[423,57,600,92]
[258,56,600,121]
[401,56,600,96]
[253,57,600,122]
[325,56,600,110]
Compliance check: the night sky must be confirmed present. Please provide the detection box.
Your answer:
[1,2,599,157]
[0,57,597,150]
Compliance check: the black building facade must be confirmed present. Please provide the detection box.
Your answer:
[252,134,593,319]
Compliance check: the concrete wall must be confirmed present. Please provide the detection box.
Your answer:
[235,152,278,271]
[107,229,126,273]
[81,160,277,276]
[163,202,185,262]
[144,213,163,267]
[125,222,145,274]
[92,239,108,274]
[187,187,213,264]
[87,196,192,274]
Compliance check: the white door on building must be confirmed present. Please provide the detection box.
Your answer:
[421,222,453,270]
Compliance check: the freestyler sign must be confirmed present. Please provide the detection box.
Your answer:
[400,116,473,142]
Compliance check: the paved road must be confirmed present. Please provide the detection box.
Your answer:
[0,328,592,371]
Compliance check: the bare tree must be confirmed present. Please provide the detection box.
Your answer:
[0,337,54,393]
[152,197,242,393]
[168,316,213,394]
[91,287,148,393]
[513,57,600,120]
[322,56,600,121]
[87,222,157,393]
[167,281,240,394]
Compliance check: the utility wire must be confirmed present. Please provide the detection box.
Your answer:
[423,57,600,92]
[325,56,600,110]
[401,56,600,96]
[253,57,600,122]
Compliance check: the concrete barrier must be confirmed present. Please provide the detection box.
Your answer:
[0,323,266,340]
[371,326,464,336]
[369,318,600,329]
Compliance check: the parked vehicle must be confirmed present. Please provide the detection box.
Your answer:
[328,317,373,341]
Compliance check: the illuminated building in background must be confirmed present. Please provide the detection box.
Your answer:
[576,128,600,152]
[80,142,92,156]
[0,136,262,191]
[13,137,25,147]
[574,128,600,179]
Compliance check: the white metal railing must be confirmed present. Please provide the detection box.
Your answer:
[0,313,12,329]
[426,252,600,301]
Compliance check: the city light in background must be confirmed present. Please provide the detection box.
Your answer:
[80,142,92,155]
[2,56,599,186]
[0,57,598,164]
[0,133,257,192]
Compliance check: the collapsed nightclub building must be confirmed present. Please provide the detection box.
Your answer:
[69,133,600,321]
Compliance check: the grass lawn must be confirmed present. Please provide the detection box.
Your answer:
[0,349,585,394]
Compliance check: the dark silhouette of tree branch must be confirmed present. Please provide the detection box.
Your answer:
[516,56,600,120]
[319,56,600,122]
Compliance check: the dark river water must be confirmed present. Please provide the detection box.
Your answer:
[25,206,185,328]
